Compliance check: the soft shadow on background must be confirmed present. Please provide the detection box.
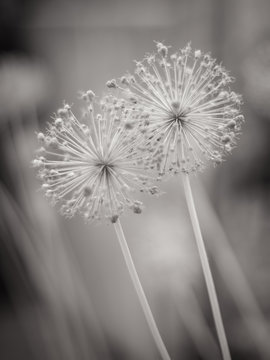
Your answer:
[0,0,270,359]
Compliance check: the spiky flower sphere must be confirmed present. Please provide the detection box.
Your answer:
[33,93,159,223]
[112,42,244,175]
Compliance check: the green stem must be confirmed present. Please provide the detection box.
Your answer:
[114,219,171,360]
[182,173,231,360]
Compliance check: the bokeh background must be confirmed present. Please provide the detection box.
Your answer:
[0,0,270,359]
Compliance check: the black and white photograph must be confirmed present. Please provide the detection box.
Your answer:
[0,1,269,359]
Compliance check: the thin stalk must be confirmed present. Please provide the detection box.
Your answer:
[182,173,231,360]
[195,179,270,358]
[114,219,171,360]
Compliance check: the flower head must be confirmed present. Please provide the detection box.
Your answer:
[113,42,244,175]
[33,93,158,222]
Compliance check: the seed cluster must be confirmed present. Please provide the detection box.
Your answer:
[33,94,159,222]
[113,42,244,175]
[34,42,244,222]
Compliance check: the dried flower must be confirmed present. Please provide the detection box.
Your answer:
[33,93,159,222]
[113,42,244,175]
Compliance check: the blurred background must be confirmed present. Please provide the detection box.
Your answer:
[0,0,270,359]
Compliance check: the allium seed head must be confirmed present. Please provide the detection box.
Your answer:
[116,42,244,175]
[34,93,160,222]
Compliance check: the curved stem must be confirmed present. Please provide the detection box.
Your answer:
[182,173,231,360]
[114,219,171,360]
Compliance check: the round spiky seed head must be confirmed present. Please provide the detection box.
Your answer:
[116,42,244,176]
[33,94,160,222]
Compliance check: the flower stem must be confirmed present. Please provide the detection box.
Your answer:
[114,219,171,360]
[182,173,231,360]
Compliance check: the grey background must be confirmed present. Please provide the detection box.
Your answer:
[0,0,270,359]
